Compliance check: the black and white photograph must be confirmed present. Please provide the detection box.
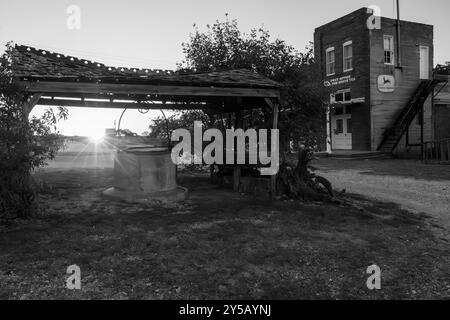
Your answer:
[0,0,449,306]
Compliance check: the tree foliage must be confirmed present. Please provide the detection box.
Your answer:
[0,43,68,219]
[149,110,210,145]
[170,16,328,149]
[151,17,333,200]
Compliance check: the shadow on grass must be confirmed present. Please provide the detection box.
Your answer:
[0,169,449,299]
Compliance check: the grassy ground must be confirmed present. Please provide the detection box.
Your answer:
[0,168,449,299]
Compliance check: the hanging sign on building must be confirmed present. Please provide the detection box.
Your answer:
[323,75,356,87]
[377,75,395,92]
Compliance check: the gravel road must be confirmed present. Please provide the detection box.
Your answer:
[314,158,450,239]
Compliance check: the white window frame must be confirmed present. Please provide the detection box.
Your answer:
[325,47,335,76]
[384,35,395,65]
[419,45,430,80]
[330,88,351,104]
[342,40,353,72]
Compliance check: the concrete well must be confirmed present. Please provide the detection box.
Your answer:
[102,145,188,203]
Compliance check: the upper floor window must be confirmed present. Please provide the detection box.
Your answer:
[331,89,352,104]
[325,47,335,76]
[384,35,394,65]
[343,41,353,72]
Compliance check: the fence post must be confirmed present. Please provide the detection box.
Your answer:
[423,142,427,163]
[447,140,450,162]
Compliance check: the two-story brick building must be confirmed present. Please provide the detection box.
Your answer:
[314,7,449,155]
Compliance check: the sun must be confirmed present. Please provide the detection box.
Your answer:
[88,130,105,143]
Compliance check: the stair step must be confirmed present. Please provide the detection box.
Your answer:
[378,80,440,151]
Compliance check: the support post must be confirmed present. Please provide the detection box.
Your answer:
[395,0,402,69]
[420,104,424,157]
[23,94,42,118]
[233,167,241,192]
[326,104,332,153]
[447,140,450,162]
[423,142,427,163]
[233,102,243,192]
[270,102,279,199]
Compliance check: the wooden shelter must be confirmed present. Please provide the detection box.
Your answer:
[11,45,282,195]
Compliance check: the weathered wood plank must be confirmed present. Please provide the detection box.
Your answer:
[25,93,42,114]
[37,98,207,110]
[270,103,279,199]
[19,81,281,98]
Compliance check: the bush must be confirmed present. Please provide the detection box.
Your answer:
[0,43,67,219]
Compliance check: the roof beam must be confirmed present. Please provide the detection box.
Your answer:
[19,81,280,99]
[37,98,207,110]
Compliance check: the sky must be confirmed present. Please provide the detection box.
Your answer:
[1,0,449,136]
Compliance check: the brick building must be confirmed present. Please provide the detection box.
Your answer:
[314,7,449,155]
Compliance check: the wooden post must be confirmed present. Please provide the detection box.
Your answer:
[233,103,243,192]
[233,167,241,192]
[447,140,450,162]
[433,142,436,161]
[423,142,427,163]
[270,102,279,199]
[263,98,279,199]
[23,94,42,118]
[420,105,424,158]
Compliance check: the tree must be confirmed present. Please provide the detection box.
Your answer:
[182,16,327,149]
[149,18,333,200]
[151,16,327,151]
[0,43,68,219]
[149,110,210,146]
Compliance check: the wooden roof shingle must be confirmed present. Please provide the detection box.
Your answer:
[11,45,281,89]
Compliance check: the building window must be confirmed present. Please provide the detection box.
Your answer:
[336,119,344,134]
[384,35,394,65]
[347,119,352,134]
[332,89,352,104]
[344,90,351,102]
[343,41,353,72]
[326,47,335,76]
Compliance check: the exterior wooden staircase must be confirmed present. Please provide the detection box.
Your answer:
[378,65,450,153]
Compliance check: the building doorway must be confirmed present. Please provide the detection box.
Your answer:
[434,104,450,140]
[331,105,352,150]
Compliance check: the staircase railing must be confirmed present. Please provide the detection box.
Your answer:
[434,64,450,80]
[377,80,436,151]
[378,64,450,152]
[394,80,434,135]
[423,138,450,164]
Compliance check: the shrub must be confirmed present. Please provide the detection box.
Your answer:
[0,43,67,219]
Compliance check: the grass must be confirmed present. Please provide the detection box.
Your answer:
[0,168,449,299]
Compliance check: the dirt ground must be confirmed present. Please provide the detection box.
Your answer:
[0,151,449,299]
[313,157,450,240]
